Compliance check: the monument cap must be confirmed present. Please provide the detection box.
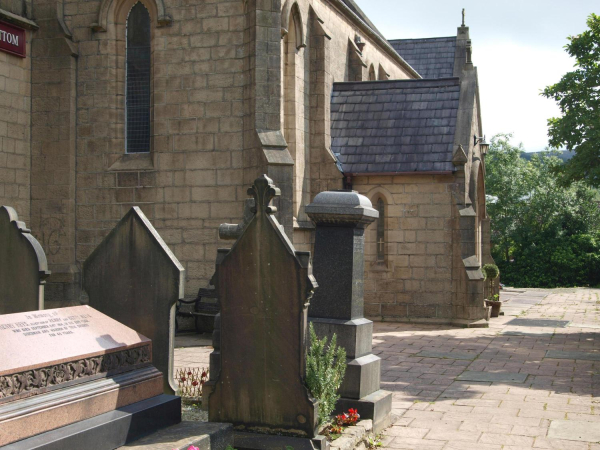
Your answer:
[306,190,378,227]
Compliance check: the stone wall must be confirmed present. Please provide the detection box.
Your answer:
[281,0,416,250]
[0,18,32,225]
[27,0,420,302]
[59,0,247,297]
[356,174,459,322]
[30,0,78,307]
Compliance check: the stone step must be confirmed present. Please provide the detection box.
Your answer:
[120,421,233,450]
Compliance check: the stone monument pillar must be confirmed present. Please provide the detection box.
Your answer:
[306,190,392,433]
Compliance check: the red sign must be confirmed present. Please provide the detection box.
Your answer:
[0,21,25,58]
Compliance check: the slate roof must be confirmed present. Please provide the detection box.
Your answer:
[331,78,460,174]
[388,37,457,79]
[341,0,386,41]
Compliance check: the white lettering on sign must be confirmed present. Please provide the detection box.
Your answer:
[0,29,18,46]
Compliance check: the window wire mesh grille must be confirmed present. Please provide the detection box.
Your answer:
[126,3,151,153]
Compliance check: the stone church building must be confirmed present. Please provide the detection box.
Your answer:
[0,0,493,325]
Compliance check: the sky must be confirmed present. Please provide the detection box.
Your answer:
[355,0,598,152]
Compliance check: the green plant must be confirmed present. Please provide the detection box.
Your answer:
[335,408,360,426]
[542,14,600,187]
[486,134,600,288]
[487,294,500,303]
[366,434,383,449]
[482,264,500,281]
[305,323,347,425]
[482,264,500,300]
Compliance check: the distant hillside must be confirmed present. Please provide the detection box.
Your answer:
[520,149,575,162]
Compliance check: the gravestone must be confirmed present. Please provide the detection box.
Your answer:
[83,207,185,394]
[0,206,50,314]
[0,305,180,448]
[206,175,320,443]
[306,190,392,433]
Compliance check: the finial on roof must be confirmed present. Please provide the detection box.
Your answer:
[461,8,465,26]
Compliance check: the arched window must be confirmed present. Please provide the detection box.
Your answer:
[368,64,376,81]
[282,3,309,223]
[376,198,385,261]
[126,3,151,153]
[378,64,389,80]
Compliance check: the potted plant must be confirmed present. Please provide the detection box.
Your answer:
[482,264,501,317]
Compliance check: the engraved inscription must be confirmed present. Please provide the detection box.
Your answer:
[0,311,91,338]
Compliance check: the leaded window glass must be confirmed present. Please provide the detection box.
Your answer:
[126,3,151,153]
[376,198,385,261]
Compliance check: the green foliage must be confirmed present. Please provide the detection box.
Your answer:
[305,323,347,425]
[366,434,383,449]
[542,13,600,187]
[482,264,500,280]
[486,134,600,288]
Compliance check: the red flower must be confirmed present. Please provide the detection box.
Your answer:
[192,380,198,386]
[180,377,186,382]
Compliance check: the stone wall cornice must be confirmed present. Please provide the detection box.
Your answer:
[0,8,38,30]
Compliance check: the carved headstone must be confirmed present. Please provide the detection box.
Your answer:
[306,190,392,433]
[83,207,184,394]
[207,175,318,438]
[0,206,50,314]
[0,306,179,447]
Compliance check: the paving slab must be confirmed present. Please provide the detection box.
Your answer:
[507,318,570,328]
[506,298,541,305]
[501,331,554,337]
[545,350,600,361]
[176,288,600,450]
[120,421,233,450]
[548,420,600,442]
[455,371,528,383]
[414,350,477,360]
[568,323,600,330]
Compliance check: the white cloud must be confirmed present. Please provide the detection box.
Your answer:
[476,41,575,152]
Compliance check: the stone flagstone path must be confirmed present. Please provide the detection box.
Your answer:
[175,288,600,449]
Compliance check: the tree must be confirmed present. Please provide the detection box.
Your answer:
[542,13,600,187]
[486,134,600,288]
[484,134,532,262]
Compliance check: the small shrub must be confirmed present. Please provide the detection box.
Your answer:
[482,264,500,301]
[482,264,500,280]
[305,323,347,425]
[176,367,209,398]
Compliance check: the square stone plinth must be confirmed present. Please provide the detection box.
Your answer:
[340,354,381,400]
[310,317,373,359]
[336,390,392,434]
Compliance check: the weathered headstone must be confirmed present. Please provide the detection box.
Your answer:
[306,190,392,433]
[83,207,184,394]
[206,175,320,442]
[0,206,50,314]
[0,306,180,447]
